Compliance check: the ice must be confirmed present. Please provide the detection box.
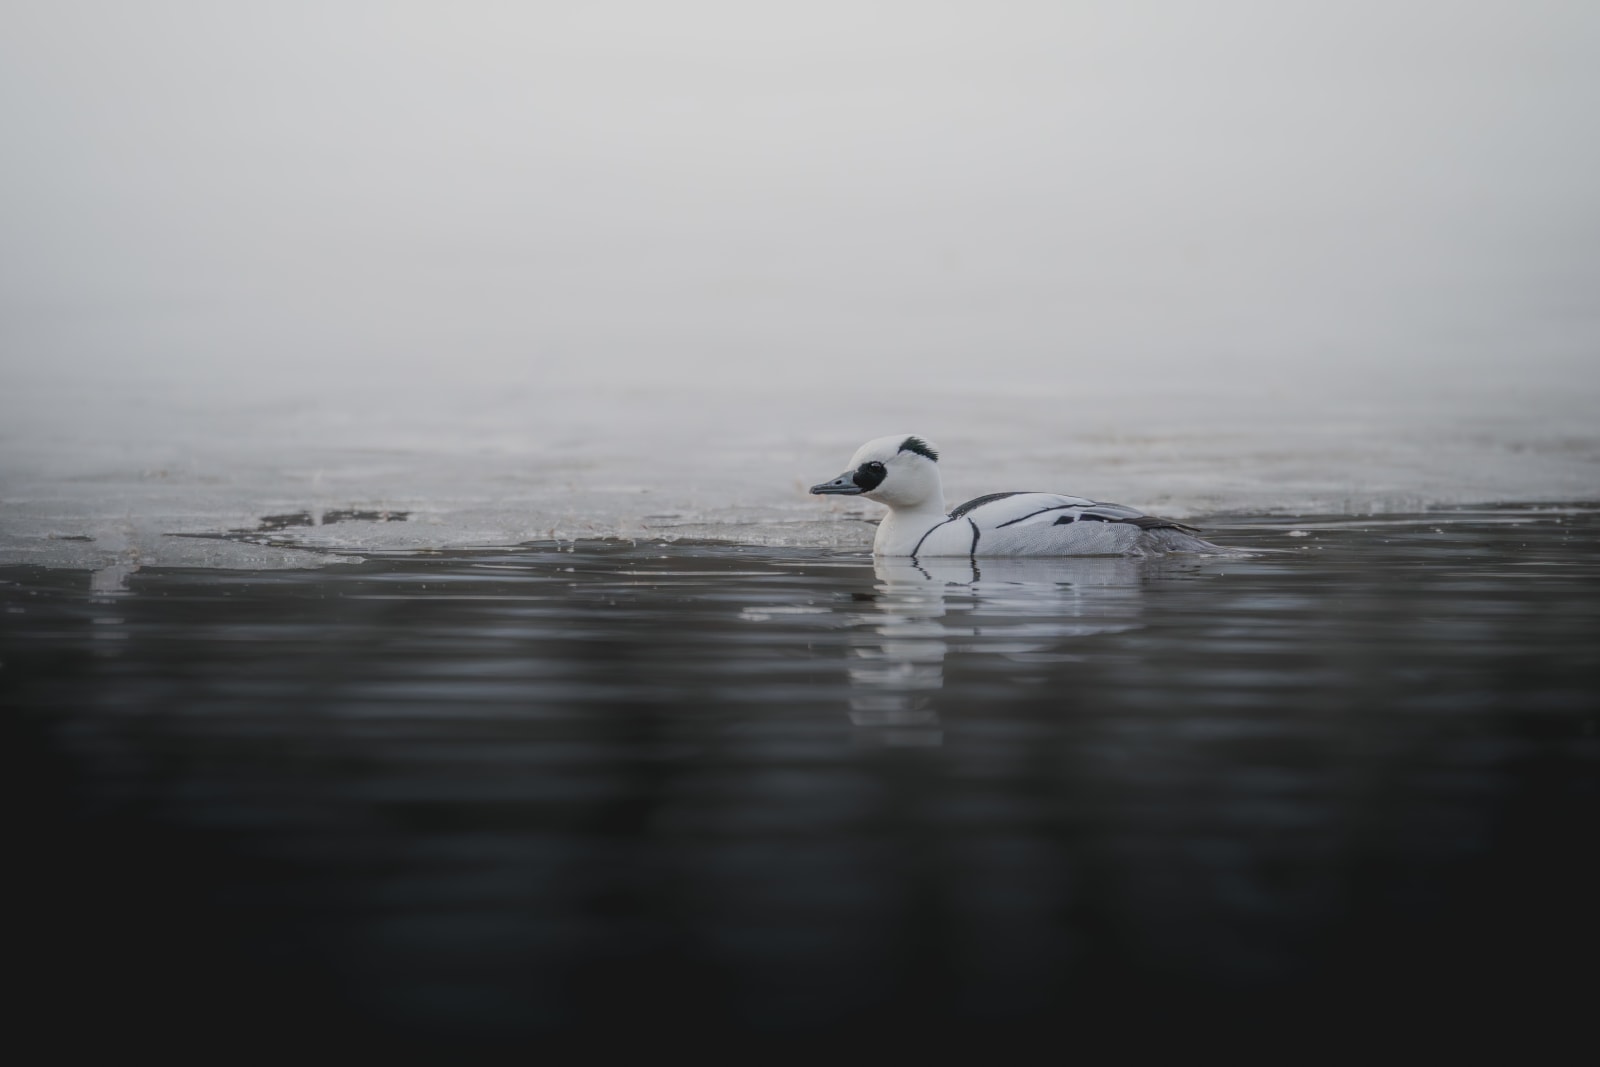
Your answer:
[3,365,1595,587]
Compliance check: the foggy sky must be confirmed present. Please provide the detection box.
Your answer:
[3,1,1597,393]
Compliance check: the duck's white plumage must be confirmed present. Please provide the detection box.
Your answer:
[810,433,1223,558]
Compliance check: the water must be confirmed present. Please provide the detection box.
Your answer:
[6,506,1597,1050]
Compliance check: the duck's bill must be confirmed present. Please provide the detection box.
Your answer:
[810,472,863,495]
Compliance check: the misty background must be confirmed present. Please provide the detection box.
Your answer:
[2,1,1597,565]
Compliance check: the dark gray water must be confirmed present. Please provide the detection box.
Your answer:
[6,507,1598,1051]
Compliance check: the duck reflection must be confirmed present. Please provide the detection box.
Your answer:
[846,556,1181,745]
[843,559,955,746]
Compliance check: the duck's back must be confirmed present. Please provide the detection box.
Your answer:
[912,492,1216,557]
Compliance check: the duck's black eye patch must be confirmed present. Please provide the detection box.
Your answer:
[899,436,938,462]
[853,461,887,491]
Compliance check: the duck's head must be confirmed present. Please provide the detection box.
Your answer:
[810,434,943,510]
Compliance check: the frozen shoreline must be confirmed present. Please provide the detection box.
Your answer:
[3,370,1596,576]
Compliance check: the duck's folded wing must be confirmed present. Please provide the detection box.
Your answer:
[969,494,1199,533]
[1073,504,1199,533]
[953,492,1095,526]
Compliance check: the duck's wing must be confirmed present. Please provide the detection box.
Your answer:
[1072,505,1200,533]
[951,492,1093,525]
[956,492,1199,533]
[948,491,1034,519]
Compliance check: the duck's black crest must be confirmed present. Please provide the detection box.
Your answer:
[899,436,938,462]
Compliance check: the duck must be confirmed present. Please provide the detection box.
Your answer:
[810,434,1224,557]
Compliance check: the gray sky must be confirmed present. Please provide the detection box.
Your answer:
[3,0,1598,392]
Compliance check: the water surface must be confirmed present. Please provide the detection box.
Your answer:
[6,506,1597,1049]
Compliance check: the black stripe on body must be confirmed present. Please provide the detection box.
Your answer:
[997,504,1077,528]
[1078,512,1199,532]
[994,503,1199,533]
[910,518,957,558]
[968,517,981,557]
[949,492,1025,520]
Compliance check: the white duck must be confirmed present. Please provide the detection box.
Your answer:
[810,434,1223,557]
